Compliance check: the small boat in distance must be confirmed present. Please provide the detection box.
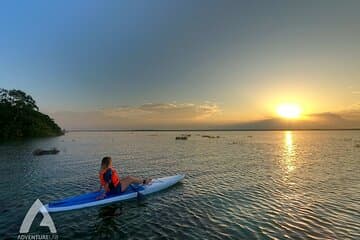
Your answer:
[33,148,60,156]
[176,136,188,140]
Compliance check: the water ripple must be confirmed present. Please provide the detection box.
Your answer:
[0,131,359,239]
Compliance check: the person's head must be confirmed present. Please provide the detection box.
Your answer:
[100,156,112,170]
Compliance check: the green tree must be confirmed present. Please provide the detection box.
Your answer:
[0,88,39,110]
[0,89,63,140]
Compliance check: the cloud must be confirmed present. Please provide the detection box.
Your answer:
[51,102,220,130]
[337,103,360,120]
[49,102,359,130]
[103,102,219,120]
[103,106,150,118]
[221,110,359,130]
[308,112,345,121]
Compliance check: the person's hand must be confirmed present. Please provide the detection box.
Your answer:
[96,193,106,200]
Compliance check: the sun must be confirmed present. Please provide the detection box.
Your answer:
[276,103,301,119]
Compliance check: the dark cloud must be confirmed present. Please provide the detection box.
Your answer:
[222,111,359,130]
[338,103,360,121]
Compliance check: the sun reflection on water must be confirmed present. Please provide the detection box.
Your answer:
[284,131,296,173]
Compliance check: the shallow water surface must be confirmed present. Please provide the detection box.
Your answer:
[0,131,359,239]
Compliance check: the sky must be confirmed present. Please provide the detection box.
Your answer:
[0,1,359,129]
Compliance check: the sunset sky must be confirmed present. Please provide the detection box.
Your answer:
[0,1,359,129]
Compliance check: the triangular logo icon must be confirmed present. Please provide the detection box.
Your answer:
[19,199,57,234]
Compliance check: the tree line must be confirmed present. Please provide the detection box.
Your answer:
[0,89,63,140]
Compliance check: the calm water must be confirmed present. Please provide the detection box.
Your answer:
[0,131,359,239]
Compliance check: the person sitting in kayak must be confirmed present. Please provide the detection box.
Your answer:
[99,156,151,196]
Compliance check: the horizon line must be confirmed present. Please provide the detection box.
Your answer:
[66,128,360,132]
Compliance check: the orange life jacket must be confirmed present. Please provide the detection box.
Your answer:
[99,167,120,190]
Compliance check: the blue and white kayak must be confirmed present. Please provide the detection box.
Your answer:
[44,174,185,212]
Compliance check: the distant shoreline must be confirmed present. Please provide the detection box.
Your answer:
[67,128,360,132]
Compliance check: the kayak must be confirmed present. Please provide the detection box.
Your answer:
[44,174,185,212]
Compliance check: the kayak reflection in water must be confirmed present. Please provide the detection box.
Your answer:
[97,156,152,199]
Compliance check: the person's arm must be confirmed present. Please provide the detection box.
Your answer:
[96,169,112,199]
[103,169,112,192]
[96,190,106,200]
[103,182,110,192]
[98,184,108,191]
